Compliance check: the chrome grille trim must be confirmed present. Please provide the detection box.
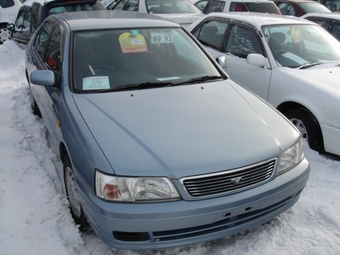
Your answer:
[180,158,277,198]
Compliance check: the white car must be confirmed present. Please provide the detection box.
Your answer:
[106,0,204,27]
[188,12,340,156]
[0,0,22,44]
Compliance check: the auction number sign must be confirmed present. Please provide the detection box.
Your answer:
[151,31,174,44]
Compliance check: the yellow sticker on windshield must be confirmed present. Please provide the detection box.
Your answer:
[119,32,148,54]
[291,27,303,43]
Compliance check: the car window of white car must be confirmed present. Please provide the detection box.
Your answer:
[263,24,340,68]
[203,0,225,14]
[332,21,340,40]
[14,9,31,31]
[195,0,208,11]
[277,2,295,15]
[305,17,331,30]
[192,19,229,49]
[225,25,263,58]
[112,0,138,11]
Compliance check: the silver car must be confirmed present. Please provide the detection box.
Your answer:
[26,10,309,250]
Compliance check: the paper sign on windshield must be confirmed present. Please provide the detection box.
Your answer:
[151,31,174,44]
[291,27,303,43]
[83,76,110,90]
[119,32,148,54]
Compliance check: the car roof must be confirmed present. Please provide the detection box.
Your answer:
[301,12,340,19]
[203,12,312,27]
[51,10,182,31]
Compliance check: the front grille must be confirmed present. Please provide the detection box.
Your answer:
[181,159,276,198]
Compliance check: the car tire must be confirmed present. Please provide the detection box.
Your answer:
[284,107,324,152]
[0,24,11,45]
[63,156,89,231]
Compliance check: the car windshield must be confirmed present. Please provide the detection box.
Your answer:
[72,27,222,92]
[146,0,201,14]
[263,24,340,68]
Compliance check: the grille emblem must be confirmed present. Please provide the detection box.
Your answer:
[231,177,242,184]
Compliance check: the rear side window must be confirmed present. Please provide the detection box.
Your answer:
[0,0,14,8]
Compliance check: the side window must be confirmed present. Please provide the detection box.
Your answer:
[195,0,208,11]
[332,21,340,41]
[204,1,225,13]
[277,3,295,16]
[33,21,54,62]
[0,0,14,8]
[306,17,331,30]
[45,25,62,72]
[123,0,138,11]
[14,10,31,30]
[193,19,228,49]
[225,25,263,58]
[112,0,129,10]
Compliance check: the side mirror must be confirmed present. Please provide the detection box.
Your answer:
[30,70,56,86]
[246,53,266,67]
[216,55,226,68]
[7,23,15,31]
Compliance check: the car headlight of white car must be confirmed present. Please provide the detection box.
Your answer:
[95,171,181,202]
[277,138,305,175]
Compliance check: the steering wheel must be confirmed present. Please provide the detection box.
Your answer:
[83,65,114,76]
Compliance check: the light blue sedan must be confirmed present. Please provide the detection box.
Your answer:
[25,10,309,250]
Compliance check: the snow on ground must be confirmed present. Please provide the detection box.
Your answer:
[0,40,339,255]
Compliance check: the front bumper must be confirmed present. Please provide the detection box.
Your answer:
[80,158,309,250]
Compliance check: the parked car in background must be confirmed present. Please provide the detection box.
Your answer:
[106,0,204,27]
[7,0,104,45]
[195,0,281,14]
[313,0,340,11]
[189,12,340,156]
[26,10,310,250]
[0,0,22,44]
[273,0,331,16]
[301,12,340,40]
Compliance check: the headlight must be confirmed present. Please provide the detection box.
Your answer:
[95,170,181,202]
[277,138,305,175]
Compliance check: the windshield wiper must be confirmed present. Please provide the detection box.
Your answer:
[298,62,323,70]
[98,82,174,93]
[172,75,225,86]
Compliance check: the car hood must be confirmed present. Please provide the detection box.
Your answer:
[73,82,287,178]
[286,62,340,95]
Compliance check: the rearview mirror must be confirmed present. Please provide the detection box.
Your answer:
[30,70,56,86]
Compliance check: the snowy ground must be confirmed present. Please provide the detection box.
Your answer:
[0,40,339,255]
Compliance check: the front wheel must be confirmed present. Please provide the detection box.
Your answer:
[64,156,89,231]
[284,107,324,152]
